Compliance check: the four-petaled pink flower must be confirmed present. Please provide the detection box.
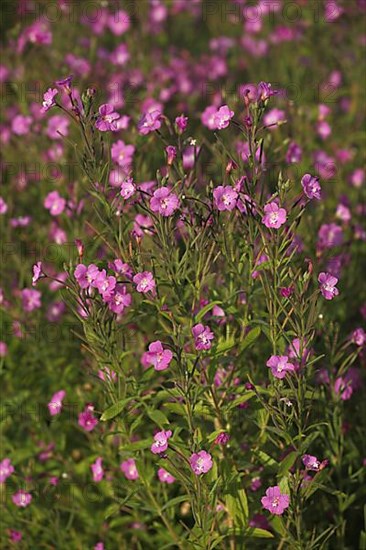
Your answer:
[120,177,136,199]
[262,202,287,229]
[137,110,162,135]
[150,186,180,217]
[32,262,43,286]
[213,185,238,211]
[144,340,173,371]
[301,173,321,200]
[302,454,320,471]
[133,271,156,293]
[107,285,131,315]
[21,288,41,312]
[0,458,14,483]
[44,191,66,216]
[151,429,172,454]
[42,88,58,112]
[12,490,32,508]
[78,405,98,432]
[318,272,339,300]
[192,324,214,351]
[93,270,117,300]
[158,467,175,484]
[47,390,66,416]
[261,486,289,515]
[74,263,99,289]
[120,458,139,480]
[266,355,295,379]
[91,457,104,482]
[213,105,234,129]
[95,104,120,132]
[189,450,213,475]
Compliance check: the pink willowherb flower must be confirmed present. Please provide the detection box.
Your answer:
[175,114,188,133]
[78,405,98,432]
[351,328,366,346]
[111,140,135,169]
[158,467,175,484]
[0,342,8,357]
[318,272,339,300]
[32,261,43,286]
[74,263,99,289]
[47,390,66,416]
[143,341,173,371]
[92,270,117,300]
[120,177,136,199]
[133,271,156,293]
[192,323,214,351]
[0,197,8,214]
[266,355,295,379]
[44,191,66,216]
[213,105,234,129]
[215,432,230,446]
[189,450,213,475]
[106,285,131,315]
[213,185,238,211]
[9,530,22,543]
[137,110,162,135]
[334,377,353,401]
[21,288,41,312]
[150,187,180,217]
[165,145,177,165]
[0,458,14,483]
[301,173,322,200]
[302,454,328,471]
[91,457,104,482]
[12,490,32,508]
[120,458,139,480]
[41,88,58,112]
[95,104,120,132]
[151,430,172,454]
[261,486,289,515]
[262,202,287,229]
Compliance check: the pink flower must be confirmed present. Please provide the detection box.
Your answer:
[0,197,8,214]
[351,328,366,346]
[12,490,32,508]
[120,177,136,199]
[91,457,104,482]
[317,223,343,249]
[150,186,180,217]
[120,458,139,480]
[262,202,287,229]
[0,458,14,483]
[78,405,98,432]
[214,432,230,446]
[108,10,130,35]
[318,272,339,300]
[158,467,175,484]
[165,145,177,165]
[263,108,286,129]
[47,390,66,416]
[74,263,99,289]
[32,262,43,286]
[213,105,234,129]
[137,110,162,135]
[334,377,353,400]
[133,271,156,293]
[213,185,238,211]
[93,270,116,300]
[192,324,214,351]
[94,543,104,550]
[12,115,32,135]
[189,450,213,475]
[46,115,69,139]
[42,88,58,112]
[261,486,289,515]
[201,105,219,130]
[21,288,41,312]
[151,430,172,454]
[44,191,66,216]
[0,342,8,357]
[111,140,135,170]
[301,174,321,200]
[143,341,173,371]
[95,104,120,132]
[302,454,320,471]
[9,530,22,543]
[175,114,188,133]
[107,285,131,315]
[266,355,295,379]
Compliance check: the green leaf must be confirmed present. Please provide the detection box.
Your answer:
[238,327,261,354]
[278,451,298,478]
[195,301,222,323]
[246,527,274,539]
[147,409,170,427]
[100,397,134,421]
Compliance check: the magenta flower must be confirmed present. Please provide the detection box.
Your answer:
[301,173,321,200]
[192,323,214,351]
[120,458,139,480]
[143,341,173,371]
[334,377,353,400]
[261,486,289,515]
[263,108,286,129]
[12,490,32,508]
[215,432,230,446]
[175,114,188,133]
[151,429,172,454]
[111,140,135,169]
[133,271,156,293]
[42,88,58,112]
[189,450,213,475]
[32,262,43,286]
[213,105,234,129]
[78,405,98,432]
[158,467,175,484]
[213,185,238,211]
[74,263,99,289]
[262,202,287,229]
[21,288,41,312]
[47,390,66,416]
[93,270,117,300]
[107,285,131,315]
[165,145,177,165]
[55,74,73,92]
[351,328,366,346]
[318,272,339,300]
[95,104,120,132]
[302,454,320,471]
[0,197,8,214]
[150,186,180,217]
[137,110,162,135]
[44,191,66,216]
[317,223,343,249]
[0,458,14,483]
[266,355,295,379]
[46,115,69,139]
[91,457,104,482]
[120,178,136,199]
